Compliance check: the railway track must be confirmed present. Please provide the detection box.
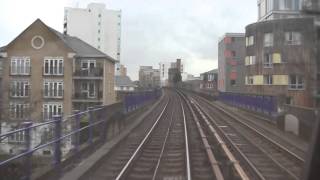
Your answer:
[183,91,304,180]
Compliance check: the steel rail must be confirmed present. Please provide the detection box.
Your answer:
[179,95,192,180]
[115,100,169,180]
[177,90,224,180]
[197,94,305,163]
[151,109,175,180]
[190,97,258,180]
[191,93,302,180]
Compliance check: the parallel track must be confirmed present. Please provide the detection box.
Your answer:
[186,91,304,180]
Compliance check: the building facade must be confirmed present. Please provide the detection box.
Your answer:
[218,33,246,93]
[0,19,116,155]
[64,3,122,74]
[258,0,302,21]
[245,17,319,107]
[139,66,160,89]
[200,69,218,90]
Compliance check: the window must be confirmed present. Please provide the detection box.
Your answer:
[10,103,29,120]
[11,57,30,75]
[98,37,100,41]
[245,56,256,65]
[246,36,254,46]
[285,32,301,45]
[98,29,100,34]
[264,33,274,47]
[264,54,273,68]
[230,80,236,86]
[43,103,63,121]
[286,97,293,105]
[9,130,25,143]
[44,58,63,75]
[44,81,63,98]
[279,0,293,10]
[81,81,96,98]
[98,14,101,18]
[246,76,254,85]
[264,75,273,85]
[289,75,304,90]
[10,80,30,97]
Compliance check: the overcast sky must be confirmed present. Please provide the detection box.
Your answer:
[0,0,257,80]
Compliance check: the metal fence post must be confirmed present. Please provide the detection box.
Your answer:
[73,110,80,154]
[88,107,94,144]
[53,115,62,176]
[23,122,33,180]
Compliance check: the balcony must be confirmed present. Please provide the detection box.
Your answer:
[73,68,103,80]
[72,91,103,103]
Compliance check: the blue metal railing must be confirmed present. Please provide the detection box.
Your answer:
[218,92,277,116]
[0,89,161,180]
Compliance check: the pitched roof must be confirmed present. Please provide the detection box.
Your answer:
[115,76,135,87]
[0,46,5,52]
[201,69,218,75]
[47,26,117,62]
[1,19,117,63]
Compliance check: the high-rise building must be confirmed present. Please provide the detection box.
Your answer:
[258,0,302,21]
[64,3,122,74]
[218,33,246,93]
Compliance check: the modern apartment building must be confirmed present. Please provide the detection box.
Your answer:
[139,66,160,89]
[0,19,116,155]
[258,0,302,21]
[245,17,319,107]
[218,33,246,93]
[64,3,122,75]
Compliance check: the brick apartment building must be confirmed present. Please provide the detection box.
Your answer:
[0,19,116,154]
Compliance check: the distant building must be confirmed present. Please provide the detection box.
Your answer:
[258,0,302,21]
[200,69,218,90]
[245,16,319,107]
[159,62,171,87]
[218,33,246,93]
[302,0,320,13]
[139,66,160,89]
[159,59,184,87]
[64,3,123,75]
[115,75,135,92]
[0,19,116,155]
[117,64,127,76]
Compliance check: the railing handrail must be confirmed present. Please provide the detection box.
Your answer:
[0,88,162,179]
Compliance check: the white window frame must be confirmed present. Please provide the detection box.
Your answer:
[10,80,30,97]
[285,32,301,45]
[9,129,25,143]
[43,80,64,98]
[264,75,273,85]
[263,54,273,68]
[246,36,255,47]
[44,57,64,75]
[9,103,29,120]
[0,59,3,75]
[264,33,274,47]
[289,75,304,90]
[81,60,96,70]
[11,57,30,75]
[81,81,96,98]
[43,103,63,121]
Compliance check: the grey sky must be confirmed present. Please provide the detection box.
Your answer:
[0,0,257,80]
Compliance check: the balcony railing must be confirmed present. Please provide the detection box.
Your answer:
[73,68,103,77]
[73,91,103,100]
